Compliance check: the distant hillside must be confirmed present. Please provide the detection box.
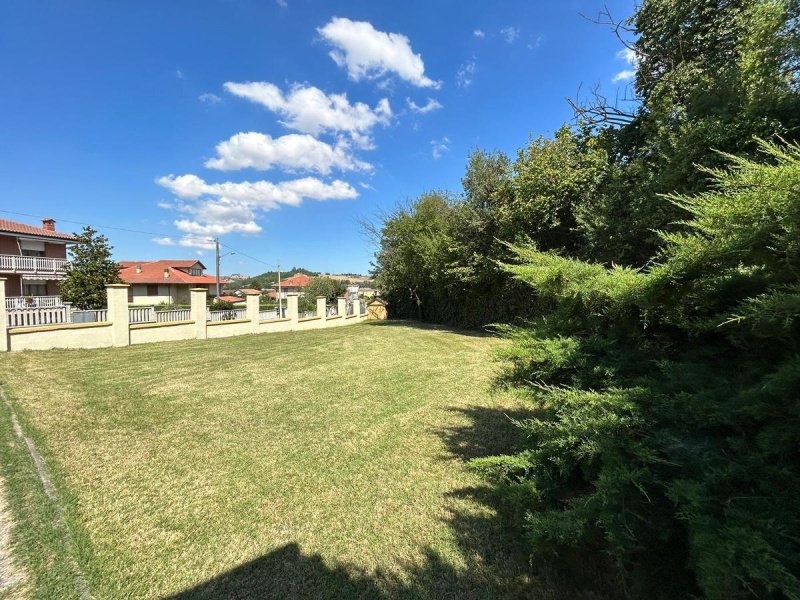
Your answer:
[224,267,318,290]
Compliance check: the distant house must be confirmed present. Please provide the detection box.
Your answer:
[273,273,312,298]
[119,260,226,304]
[0,218,77,308]
[237,288,262,296]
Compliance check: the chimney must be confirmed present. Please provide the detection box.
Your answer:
[42,218,56,231]
[135,264,142,274]
[163,268,170,279]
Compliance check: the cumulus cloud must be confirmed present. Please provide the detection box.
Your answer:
[224,81,391,148]
[500,27,520,43]
[473,29,485,38]
[456,60,476,88]
[613,47,639,82]
[431,137,450,159]
[199,93,222,104]
[317,17,439,88]
[205,132,372,174]
[152,236,176,246]
[406,97,442,114]
[156,174,358,237]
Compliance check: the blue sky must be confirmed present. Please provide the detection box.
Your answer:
[0,0,636,276]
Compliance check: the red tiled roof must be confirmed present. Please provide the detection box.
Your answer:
[0,218,78,241]
[119,260,226,285]
[217,295,244,304]
[239,288,261,295]
[277,273,312,288]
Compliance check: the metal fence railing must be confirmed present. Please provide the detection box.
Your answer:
[299,310,317,319]
[259,309,278,321]
[6,306,108,328]
[327,305,338,317]
[156,309,191,323]
[207,308,247,322]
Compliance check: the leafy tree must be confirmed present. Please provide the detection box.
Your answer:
[60,227,121,309]
[298,277,347,312]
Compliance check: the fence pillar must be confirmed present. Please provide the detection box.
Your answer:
[246,292,260,333]
[106,284,130,347]
[353,298,362,318]
[287,294,299,328]
[190,288,207,340]
[0,279,7,352]
[316,296,327,323]
[337,296,347,319]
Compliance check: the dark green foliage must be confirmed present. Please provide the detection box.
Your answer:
[479,142,800,598]
[209,299,235,311]
[59,227,122,309]
[298,277,347,312]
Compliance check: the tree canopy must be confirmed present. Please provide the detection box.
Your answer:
[60,227,122,309]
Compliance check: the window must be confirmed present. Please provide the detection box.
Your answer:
[190,268,202,275]
[23,282,47,296]
[147,284,158,296]
[20,240,45,257]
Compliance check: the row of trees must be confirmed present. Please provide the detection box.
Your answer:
[371,0,800,597]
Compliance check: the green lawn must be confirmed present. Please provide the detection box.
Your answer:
[0,321,543,599]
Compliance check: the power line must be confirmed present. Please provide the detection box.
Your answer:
[0,208,279,269]
[0,208,215,242]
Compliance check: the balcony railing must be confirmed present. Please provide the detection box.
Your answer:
[0,254,68,276]
[5,295,65,310]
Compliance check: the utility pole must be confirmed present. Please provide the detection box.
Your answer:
[277,260,282,317]
[215,237,221,299]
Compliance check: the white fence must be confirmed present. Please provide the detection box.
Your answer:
[129,307,192,324]
[259,309,278,321]
[6,306,107,328]
[207,308,247,322]
[5,296,64,310]
[1,284,373,352]
[6,306,69,328]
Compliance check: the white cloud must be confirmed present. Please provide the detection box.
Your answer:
[156,174,358,237]
[276,0,287,6]
[617,48,638,65]
[224,81,391,148]
[406,97,442,114]
[613,47,639,83]
[317,17,439,88]
[473,29,485,38]
[431,137,450,159]
[176,69,185,79]
[152,236,176,246]
[500,27,520,43]
[612,70,636,82]
[199,93,222,104]
[179,236,216,250]
[456,60,476,88]
[205,132,372,174]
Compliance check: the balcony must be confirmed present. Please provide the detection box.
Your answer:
[5,295,65,310]
[0,254,68,277]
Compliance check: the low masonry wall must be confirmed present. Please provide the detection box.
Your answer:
[0,281,367,352]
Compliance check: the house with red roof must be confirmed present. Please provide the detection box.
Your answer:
[0,218,78,308]
[119,260,227,305]
[273,273,312,298]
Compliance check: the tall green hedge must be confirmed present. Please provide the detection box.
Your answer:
[473,141,800,598]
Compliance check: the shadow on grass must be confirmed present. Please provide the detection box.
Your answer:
[164,541,544,600]
[165,404,608,600]
[364,319,497,339]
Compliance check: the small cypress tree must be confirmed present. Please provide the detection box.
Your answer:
[60,227,122,309]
